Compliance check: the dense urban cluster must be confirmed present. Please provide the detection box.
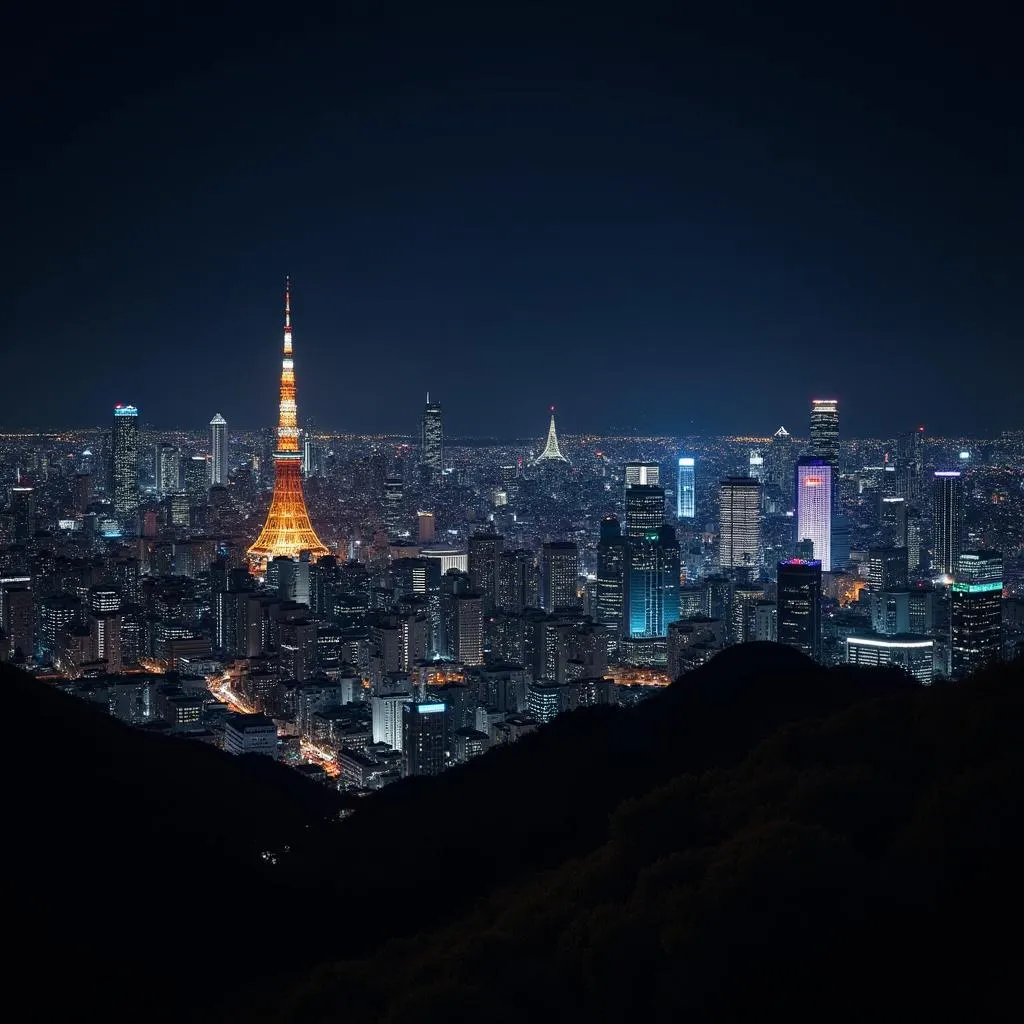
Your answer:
[2,294,1022,793]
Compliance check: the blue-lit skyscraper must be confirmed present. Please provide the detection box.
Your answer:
[626,525,680,638]
[677,457,695,519]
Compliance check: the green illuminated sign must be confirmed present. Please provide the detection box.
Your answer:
[951,580,1003,594]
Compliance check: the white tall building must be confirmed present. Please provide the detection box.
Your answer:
[210,413,228,487]
[677,457,695,519]
[625,461,659,506]
[796,458,832,572]
[372,693,411,751]
[718,477,761,572]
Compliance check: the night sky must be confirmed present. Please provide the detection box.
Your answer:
[4,3,1020,437]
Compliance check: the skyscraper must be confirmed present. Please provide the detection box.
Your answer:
[809,399,840,463]
[382,478,404,538]
[10,486,34,543]
[867,547,909,590]
[625,461,659,507]
[112,404,139,531]
[950,550,1003,678]
[796,458,832,571]
[247,278,330,569]
[420,396,444,478]
[777,558,822,661]
[677,457,695,519]
[896,426,925,499]
[210,413,228,487]
[497,548,532,613]
[596,515,627,640]
[453,593,484,665]
[932,471,964,576]
[468,532,504,614]
[766,426,795,500]
[155,444,180,498]
[625,484,665,538]
[626,526,681,638]
[731,584,766,644]
[402,701,448,777]
[718,477,761,573]
[540,542,579,612]
[748,451,764,483]
[880,496,908,547]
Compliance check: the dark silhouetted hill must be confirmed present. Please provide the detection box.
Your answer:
[0,663,340,1018]
[9,644,1013,1020]
[262,653,1024,1021]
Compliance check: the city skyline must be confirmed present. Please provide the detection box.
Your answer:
[5,7,1023,437]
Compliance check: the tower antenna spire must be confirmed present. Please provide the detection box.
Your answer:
[247,276,329,570]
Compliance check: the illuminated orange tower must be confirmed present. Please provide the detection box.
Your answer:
[247,277,330,569]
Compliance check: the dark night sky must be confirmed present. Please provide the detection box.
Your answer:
[2,2,1020,437]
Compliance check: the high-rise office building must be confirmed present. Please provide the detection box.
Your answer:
[596,515,627,640]
[402,701,448,777]
[73,473,93,515]
[1,585,33,663]
[870,587,934,637]
[880,496,908,547]
[112,404,140,530]
[155,444,180,498]
[830,514,851,572]
[846,634,934,685]
[777,558,822,661]
[417,510,436,544]
[185,455,211,499]
[932,471,964,576]
[382,478,404,538]
[10,486,34,543]
[468,532,504,614]
[625,462,660,508]
[210,413,228,486]
[950,550,1003,679]
[625,484,665,538]
[731,585,766,644]
[748,451,764,483]
[302,433,319,479]
[766,426,795,502]
[809,399,840,464]
[677,457,695,519]
[626,526,680,638]
[420,396,444,478]
[896,426,925,499]
[540,542,580,612]
[867,547,909,590]
[453,593,484,665]
[796,458,832,571]
[718,477,761,573]
[372,689,411,749]
[497,548,532,613]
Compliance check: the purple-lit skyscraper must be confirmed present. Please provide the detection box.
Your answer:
[795,457,832,571]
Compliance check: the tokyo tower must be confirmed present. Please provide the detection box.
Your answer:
[247,277,330,570]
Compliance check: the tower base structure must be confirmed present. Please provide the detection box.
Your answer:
[247,455,330,570]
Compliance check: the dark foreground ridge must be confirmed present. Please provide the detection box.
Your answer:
[5,646,1022,1019]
